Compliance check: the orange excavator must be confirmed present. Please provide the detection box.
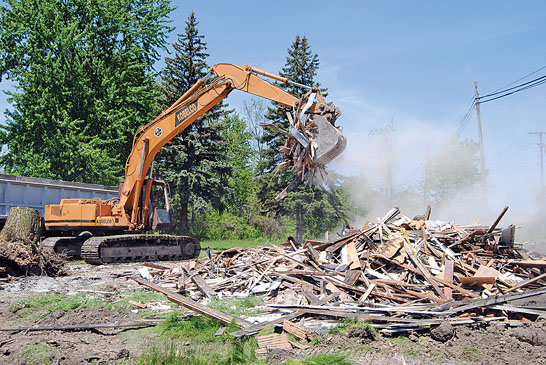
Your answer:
[43,63,346,264]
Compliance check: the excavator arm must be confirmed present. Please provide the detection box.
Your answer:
[114,63,346,229]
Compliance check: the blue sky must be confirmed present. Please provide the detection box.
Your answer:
[164,1,546,224]
[1,1,545,228]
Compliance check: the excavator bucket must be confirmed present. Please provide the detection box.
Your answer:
[311,115,347,166]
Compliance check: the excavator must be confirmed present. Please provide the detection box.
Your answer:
[43,63,346,264]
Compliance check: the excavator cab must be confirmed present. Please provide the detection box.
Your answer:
[147,180,171,230]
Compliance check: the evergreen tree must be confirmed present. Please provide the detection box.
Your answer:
[257,35,346,241]
[0,0,173,185]
[155,12,230,236]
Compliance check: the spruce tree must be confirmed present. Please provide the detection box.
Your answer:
[155,12,230,236]
[257,35,346,241]
[0,0,173,185]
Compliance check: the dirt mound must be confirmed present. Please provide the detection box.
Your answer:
[0,239,65,277]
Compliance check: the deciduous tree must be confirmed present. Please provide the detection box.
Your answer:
[0,0,173,185]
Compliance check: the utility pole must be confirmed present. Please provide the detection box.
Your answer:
[474,82,488,205]
[530,131,545,190]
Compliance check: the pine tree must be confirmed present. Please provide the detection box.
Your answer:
[0,0,173,185]
[257,35,347,241]
[155,12,230,236]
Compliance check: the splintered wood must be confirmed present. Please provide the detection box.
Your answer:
[135,206,546,337]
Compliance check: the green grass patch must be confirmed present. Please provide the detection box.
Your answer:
[464,345,483,357]
[209,296,264,316]
[388,336,411,344]
[11,294,106,320]
[155,312,236,343]
[328,317,376,336]
[283,353,352,365]
[136,337,264,364]
[117,289,168,310]
[16,343,60,365]
[201,239,268,254]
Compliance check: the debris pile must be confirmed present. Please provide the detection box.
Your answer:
[135,206,546,347]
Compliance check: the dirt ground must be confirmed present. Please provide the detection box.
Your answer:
[1,262,545,364]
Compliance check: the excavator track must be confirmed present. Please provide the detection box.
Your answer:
[81,234,201,265]
[42,236,82,258]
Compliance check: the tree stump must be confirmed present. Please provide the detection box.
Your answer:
[0,206,43,243]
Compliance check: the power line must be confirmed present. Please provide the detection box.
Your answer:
[480,76,546,104]
[490,64,546,93]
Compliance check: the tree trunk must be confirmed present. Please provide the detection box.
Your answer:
[179,201,189,236]
[296,203,303,242]
[0,206,43,243]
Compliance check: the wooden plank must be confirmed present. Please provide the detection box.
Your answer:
[305,242,320,263]
[230,311,304,338]
[347,241,361,269]
[509,260,546,269]
[134,278,252,329]
[458,276,496,286]
[505,272,546,293]
[402,241,447,300]
[474,265,500,290]
[230,292,340,337]
[128,300,147,309]
[257,333,292,350]
[378,254,479,298]
[358,283,376,303]
[302,290,320,305]
[486,206,509,234]
[283,320,315,340]
[191,273,216,298]
[344,269,360,286]
[444,260,454,300]
[325,282,350,301]
[143,262,171,270]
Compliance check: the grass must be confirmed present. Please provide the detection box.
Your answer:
[209,296,264,317]
[10,293,106,320]
[134,312,265,364]
[155,312,226,343]
[10,288,174,321]
[464,345,484,357]
[136,339,264,365]
[201,239,268,254]
[283,354,352,365]
[117,289,168,310]
[16,343,60,365]
[328,317,376,336]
